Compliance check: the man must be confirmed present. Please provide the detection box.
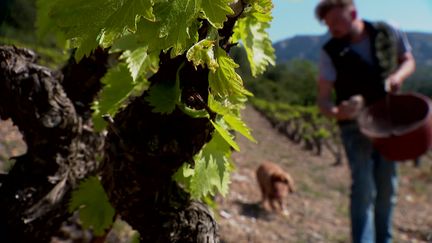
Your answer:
[314,0,416,242]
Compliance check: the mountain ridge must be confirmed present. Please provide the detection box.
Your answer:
[274,32,432,66]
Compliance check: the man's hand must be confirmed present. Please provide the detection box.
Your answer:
[336,95,364,120]
[385,52,416,93]
[385,74,402,93]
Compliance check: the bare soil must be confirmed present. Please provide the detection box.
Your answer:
[216,105,432,243]
[0,106,431,243]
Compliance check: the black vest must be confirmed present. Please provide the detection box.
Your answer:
[323,21,398,105]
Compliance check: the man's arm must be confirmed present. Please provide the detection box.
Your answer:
[317,77,337,118]
[386,52,416,93]
[317,77,362,121]
[317,49,364,121]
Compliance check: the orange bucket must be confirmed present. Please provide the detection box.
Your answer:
[358,92,432,161]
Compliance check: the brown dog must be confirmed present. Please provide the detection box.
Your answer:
[256,161,295,214]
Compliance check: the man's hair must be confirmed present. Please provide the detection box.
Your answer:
[315,0,355,21]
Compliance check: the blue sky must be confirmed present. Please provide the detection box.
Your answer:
[268,0,432,42]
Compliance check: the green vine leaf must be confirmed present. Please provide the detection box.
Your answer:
[134,18,169,52]
[36,0,276,211]
[173,132,234,199]
[223,114,256,142]
[145,80,180,114]
[40,0,116,60]
[186,39,219,72]
[152,0,201,56]
[199,132,234,196]
[209,47,252,100]
[145,63,181,114]
[233,0,275,76]
[74,32,101,61]
[120,46,160,82]
[208,94,255,142]
[201,0,234,29]
[35,0,63,42]
[210,119,240,151]
[92,63,138,131]
[105,0,155,33]
[100,0,155,47]
[68,176,115,236]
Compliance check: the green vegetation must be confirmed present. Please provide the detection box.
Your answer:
[250,98,343,164]
[231,44,318,105]
[0,0,67,68]
[68,176,115,235]
[403,65,432,96]
[273,34,432,97]
[1,0,276,237]
[0,0,37,43]
[231,45,342,163]
[0,36,68,69]
[247,59,318,105]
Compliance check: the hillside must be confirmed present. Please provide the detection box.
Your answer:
[272,32,432,96]
[0,107,431,242]
[273,32,432,66]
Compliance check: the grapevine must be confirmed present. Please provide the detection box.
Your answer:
[34,0,275,238]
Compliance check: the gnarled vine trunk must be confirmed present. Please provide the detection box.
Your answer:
[0,44,219,242]
[100,53,218,242]
[0,46,106,242]
[0,9,243,241]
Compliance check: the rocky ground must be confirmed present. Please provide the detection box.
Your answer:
[0,119,26,173]
[0,106,431,243]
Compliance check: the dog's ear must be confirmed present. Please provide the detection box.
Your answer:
[275,173,296,192]
[286,175,296,193]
